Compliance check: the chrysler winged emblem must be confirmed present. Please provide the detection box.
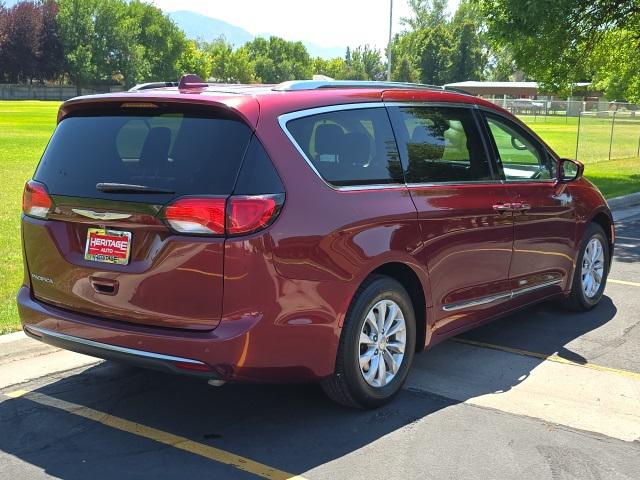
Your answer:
[72,209,132,221]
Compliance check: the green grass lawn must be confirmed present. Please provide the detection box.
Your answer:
[0,101,638,333]
[519,115,579,159]
[1,101,60,333]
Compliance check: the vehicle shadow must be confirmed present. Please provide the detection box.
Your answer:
[0,298,617,479]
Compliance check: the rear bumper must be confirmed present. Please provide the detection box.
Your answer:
[17,286,337,382]
[24,324,219,379]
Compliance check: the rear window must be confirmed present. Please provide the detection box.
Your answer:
[285,107,403,187]
[35,109,253,203]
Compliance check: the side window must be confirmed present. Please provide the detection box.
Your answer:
[389,106,494,184]
[485,113,557,181]
[285,107,403,187]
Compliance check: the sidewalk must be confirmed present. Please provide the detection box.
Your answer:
[0,330,98,389]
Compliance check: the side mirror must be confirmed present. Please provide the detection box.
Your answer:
[511,136,528,151]
[558,158,584,183]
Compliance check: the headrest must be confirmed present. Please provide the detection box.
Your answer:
[315,123,344,155]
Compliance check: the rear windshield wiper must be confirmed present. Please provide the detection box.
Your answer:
[96,183,175,194]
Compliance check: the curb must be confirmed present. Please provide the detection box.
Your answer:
[608,191,640,210]
[0,330,25,344]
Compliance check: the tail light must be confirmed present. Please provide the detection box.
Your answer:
[163,194,284,236]
[164,197,226,235]
[227,194,283,235]
[22,180,53,219]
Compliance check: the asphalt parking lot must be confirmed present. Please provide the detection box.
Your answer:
[1,210,639,480]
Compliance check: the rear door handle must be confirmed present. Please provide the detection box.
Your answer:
[510,202,531,212]
[493,202,531,212]
[493,203,512,212]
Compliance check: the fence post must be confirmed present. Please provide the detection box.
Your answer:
[608,111,616,162]
[575,112,581,160]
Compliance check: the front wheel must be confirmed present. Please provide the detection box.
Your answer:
[562,223,610,311]
[322,275,416,408]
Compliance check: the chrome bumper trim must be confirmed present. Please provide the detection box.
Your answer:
[25,325,206,366]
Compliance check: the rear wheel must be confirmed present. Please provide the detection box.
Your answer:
[322,275,416,408]
[562,223,610,311]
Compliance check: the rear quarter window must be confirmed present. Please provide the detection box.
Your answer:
[35,109,253,203]
[285,107,403,187]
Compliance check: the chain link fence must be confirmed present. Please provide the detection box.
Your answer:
[485,98,640,163]
[575,111,640,163]
[0,84,125,101]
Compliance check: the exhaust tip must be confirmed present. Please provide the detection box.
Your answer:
[207,379,226,387]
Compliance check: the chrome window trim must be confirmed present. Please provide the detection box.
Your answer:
[406,180,504,188]
[442,279,563,312]
[25,325,206,365]
[277,101,479,192]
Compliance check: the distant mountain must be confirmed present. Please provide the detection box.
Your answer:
[168,10,346,59]
[167,11,254,47]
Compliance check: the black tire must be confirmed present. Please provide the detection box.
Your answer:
[322,275,416,409]
[562,223,610,311]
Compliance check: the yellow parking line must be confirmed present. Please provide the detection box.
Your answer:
[451,338,640,381]
[4,389,306,480]
[609,279,640,287]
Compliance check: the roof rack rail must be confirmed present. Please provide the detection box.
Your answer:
[129,81,178,92]
[273,80,473,94]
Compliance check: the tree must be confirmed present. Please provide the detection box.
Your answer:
[313,56,348,79]
[130,0,187,82]
[356,45,386,81]
[480,0,640,96]
[38,0,64,82]
[485,44,516,81]
[242,36,312,83]
[415,24,452,85]
[57,0,96,94]
[93,0,146,87]
[202,38,257,83]
[0,4,6,81]
[177,40,212,80]
[1,1,42,83]
[402,0,448,30]
[393,54,420,82]
[391,0,488,85]
[590,29,640,103]
[448,0,486,82]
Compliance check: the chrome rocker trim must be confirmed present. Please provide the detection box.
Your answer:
[442,279,563,312]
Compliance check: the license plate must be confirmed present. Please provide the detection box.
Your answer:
[84,228,132,265]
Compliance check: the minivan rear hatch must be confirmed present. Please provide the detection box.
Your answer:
[23,102,254,330]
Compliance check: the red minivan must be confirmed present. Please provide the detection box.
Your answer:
[18,77,614,408]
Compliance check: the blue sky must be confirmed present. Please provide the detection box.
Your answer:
[150,0,461,50]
